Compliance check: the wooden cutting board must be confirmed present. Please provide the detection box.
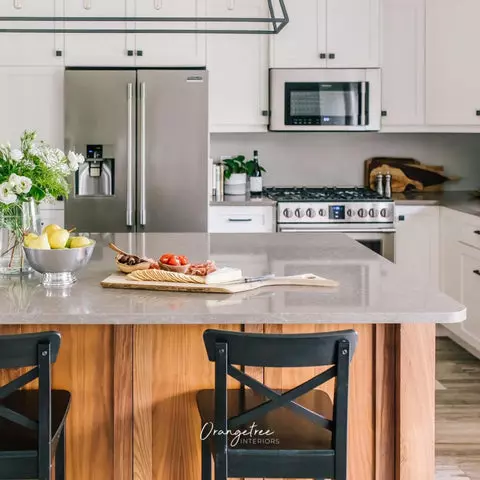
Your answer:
[100,273,339,294]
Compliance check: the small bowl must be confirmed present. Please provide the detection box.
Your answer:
[23,241,96,287]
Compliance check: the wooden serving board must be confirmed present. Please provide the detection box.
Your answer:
[100,273,339,294]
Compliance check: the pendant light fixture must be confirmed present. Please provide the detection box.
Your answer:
[0,0,288,35]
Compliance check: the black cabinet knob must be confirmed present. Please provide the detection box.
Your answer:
[127,50,134,56]
[476,110,480,116]
[261,110,269,117]
[474,230,480,235]
[381,110,387,117]
[55,50,63,57]
[136,50,144,57]
[319,53,326,59]
[473,269,480,276]
[328,53,335,59]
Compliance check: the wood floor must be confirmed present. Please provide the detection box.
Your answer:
[436,338,480,480]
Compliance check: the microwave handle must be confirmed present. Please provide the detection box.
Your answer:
[360,82,367,126]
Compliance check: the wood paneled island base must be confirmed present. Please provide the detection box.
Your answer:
[0,323,434,480]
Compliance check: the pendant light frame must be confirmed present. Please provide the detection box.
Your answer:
[0,0,288,34]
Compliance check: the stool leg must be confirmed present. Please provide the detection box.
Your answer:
[55,427,66,480]
[201,437,212,480]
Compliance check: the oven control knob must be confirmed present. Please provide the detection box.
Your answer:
[295,208,305,218]
[358,208,368,218]
[306,208,316,218]
[283,208,294,219]
[318,208,326,217]
[347,209,355,218]
[380,208,388,218]
[369,208,379,218]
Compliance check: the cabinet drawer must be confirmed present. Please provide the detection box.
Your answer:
[459,218,480,250]
[208,206,274,233]
[39,210,65,230]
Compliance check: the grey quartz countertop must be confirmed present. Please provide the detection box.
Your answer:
[0,233,465,325]
[394,190,480,217]
[210,194,276,207]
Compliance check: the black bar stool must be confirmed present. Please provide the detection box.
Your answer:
[196,328,358,480]
[0,331,71,480]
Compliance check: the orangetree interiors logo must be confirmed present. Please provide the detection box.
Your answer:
[200,421,280,447]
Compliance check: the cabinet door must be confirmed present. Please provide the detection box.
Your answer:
[395,206,439,288]
[270,0,327,68]
[0,0,63,66]
[135,0,206,66]
[0,67,64,148]
[326,0,380,67]
[426,0,480,125]
[382,0,425,126]
[458,245,480,352]
[64,0,135,66]
[208,0,268,132]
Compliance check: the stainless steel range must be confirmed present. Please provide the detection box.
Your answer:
[264,187,395,261]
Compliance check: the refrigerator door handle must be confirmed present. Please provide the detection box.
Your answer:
[140,82,147,227]
[126,83,134,227]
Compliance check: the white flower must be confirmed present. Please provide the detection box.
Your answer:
[76,153,85,165]
[18,176,32,194]
[67,151,80,171]
[0,182,17,205]
[10,149,23,162]
[8,173,21,187]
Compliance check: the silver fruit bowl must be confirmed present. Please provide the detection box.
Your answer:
[23,241,96,287]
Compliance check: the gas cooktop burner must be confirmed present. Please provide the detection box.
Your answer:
[264,186,389,202]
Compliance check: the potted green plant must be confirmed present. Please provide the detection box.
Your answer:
[223,156,249,195]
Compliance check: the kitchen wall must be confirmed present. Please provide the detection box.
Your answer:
[211,133,480,190]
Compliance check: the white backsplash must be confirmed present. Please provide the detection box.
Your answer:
[211,132,480,190]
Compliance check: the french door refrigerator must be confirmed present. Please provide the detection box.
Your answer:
[65,69,208,233]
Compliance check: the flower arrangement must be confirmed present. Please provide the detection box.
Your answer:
[0,131,84,273]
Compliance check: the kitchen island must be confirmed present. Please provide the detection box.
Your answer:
[0,233,465,480]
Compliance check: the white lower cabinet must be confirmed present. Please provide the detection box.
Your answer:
[441,207,480,358]
[395,205,440,288]
[208,206,274,233]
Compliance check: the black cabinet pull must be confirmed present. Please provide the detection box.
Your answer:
[127,50,134,56]
[398,215,405,221]
[261,110,269,117]
[474,230,480,235]
[328,53,335,59]
[136,50,144,57]
[476,110,480,117]
[55,50,63,57]
[228,218,253,222]
[319,53,326,59]
[381,110,387,117]
[473,269,480,276]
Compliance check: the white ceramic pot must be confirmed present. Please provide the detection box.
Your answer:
[224,173,247,195]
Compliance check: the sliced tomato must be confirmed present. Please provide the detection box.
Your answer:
[160,253,173,264]
[168,255,181,266]
[178,255,189,266]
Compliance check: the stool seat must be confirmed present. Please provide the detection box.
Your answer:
[0,390,71,454]
[197,389,333,451]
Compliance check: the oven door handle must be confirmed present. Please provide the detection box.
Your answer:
[278,227,396,234]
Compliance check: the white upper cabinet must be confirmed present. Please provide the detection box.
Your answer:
[0,67,64,148]
[271,0,327,68]
[326,0,380,68]
[271,0,380,68]
[64,0,135,66]
[0,0,64,66]
[207,0,268,132]
[426,0,480,126]
[381,0,425,126]
[135,0,206,66]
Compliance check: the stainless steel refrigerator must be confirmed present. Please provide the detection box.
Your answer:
[65,69,208,233]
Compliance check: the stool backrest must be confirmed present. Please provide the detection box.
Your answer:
[0,331,62,479]
[202,329,357,476]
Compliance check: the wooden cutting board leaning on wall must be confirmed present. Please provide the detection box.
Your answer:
[364,157,460,192]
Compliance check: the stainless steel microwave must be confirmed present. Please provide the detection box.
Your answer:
[269,68,381,131]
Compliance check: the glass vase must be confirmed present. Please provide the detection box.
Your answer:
[0,200,41,275]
